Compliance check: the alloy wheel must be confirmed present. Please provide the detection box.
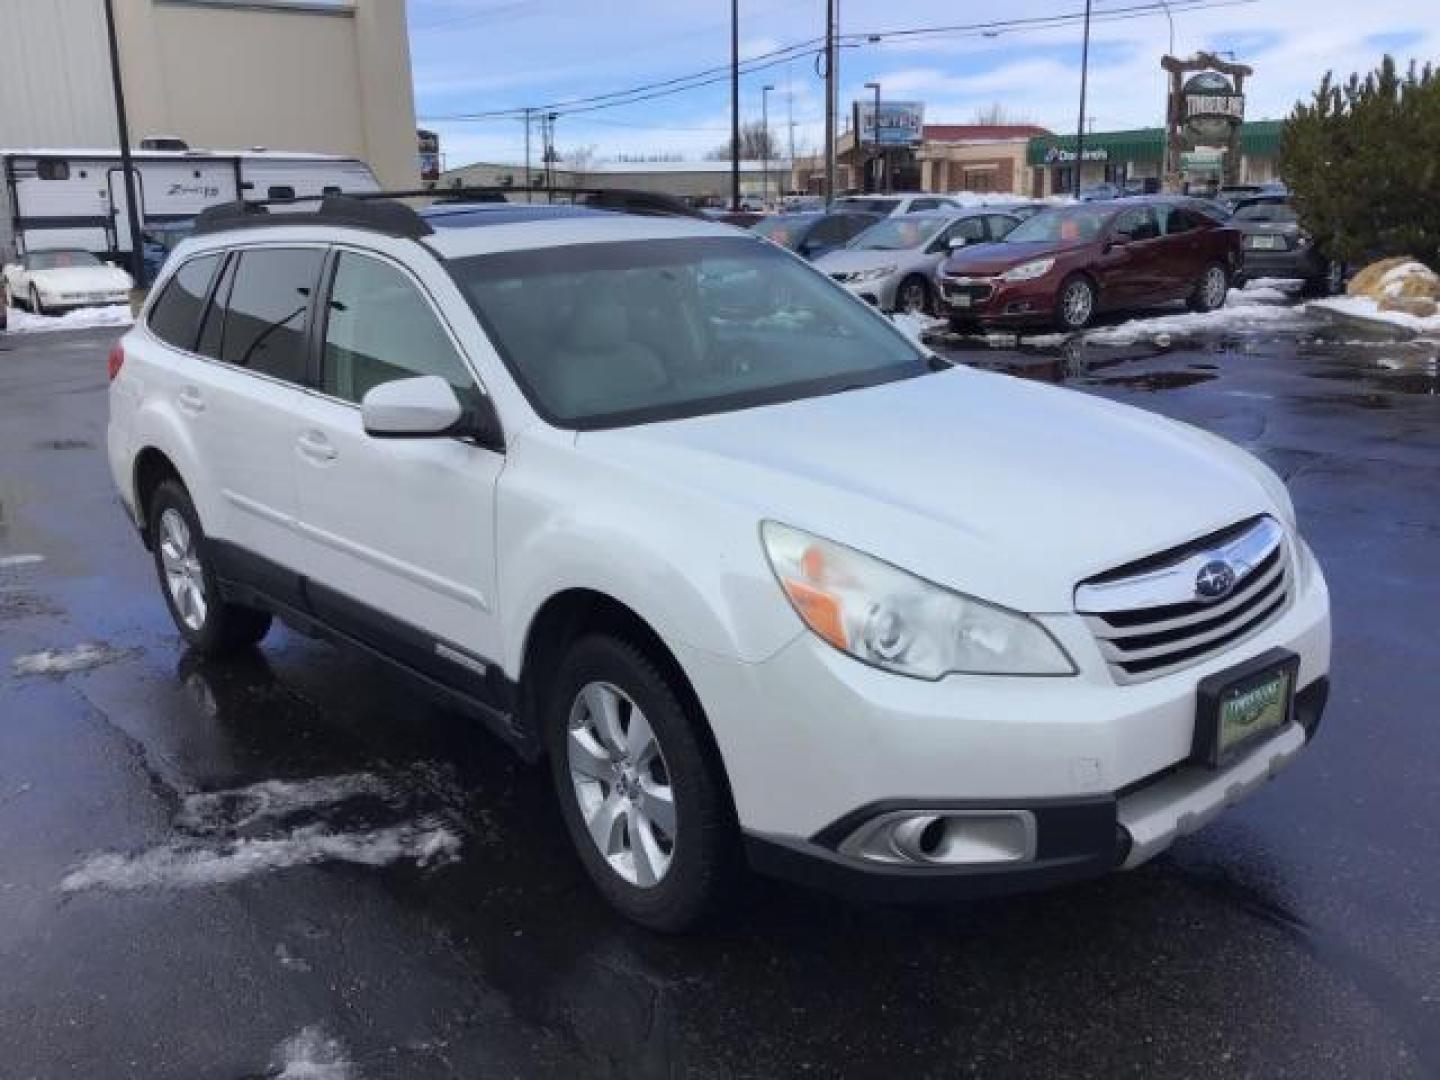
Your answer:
[1202,267,1228,309]
[1327,261,1344,294]
[158,508,208,631]
[1062,280,1093,327]
[899,280,929,314]
[566,681,677,887]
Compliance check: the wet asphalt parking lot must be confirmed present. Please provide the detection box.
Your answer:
[0,301,1438,1079]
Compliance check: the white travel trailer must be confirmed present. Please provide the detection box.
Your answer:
[0,147,379,263]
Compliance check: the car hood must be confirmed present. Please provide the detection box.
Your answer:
[29,266,133,292]
[579,368,1285,613]
[814,248,922,275]
[941,240,1080,276]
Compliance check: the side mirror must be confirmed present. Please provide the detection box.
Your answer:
[1106,233,1132,251]
[362,376,504,451]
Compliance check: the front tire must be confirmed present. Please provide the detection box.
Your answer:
[1188,263,1229,312]
[1303,260,1345,298]
[545,634,739,932]
[894,275,933,316]
[29,286,46,316]
[1055,274,1096,331]
[148,480,272,656]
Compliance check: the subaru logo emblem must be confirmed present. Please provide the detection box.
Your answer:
[1195,559,1236,601]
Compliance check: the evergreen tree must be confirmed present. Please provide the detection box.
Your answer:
[1280,56,1440,268]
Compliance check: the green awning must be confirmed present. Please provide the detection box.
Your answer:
[1026,119,1286,166]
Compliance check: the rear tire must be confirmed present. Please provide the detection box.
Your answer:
[1188,263,1229,312]
[1303,260,1345,298]
[148,480,272,656]
[1055,274,1096,331]
[545,633,740,932]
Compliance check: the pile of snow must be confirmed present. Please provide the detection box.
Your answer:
[1310,295,1440,337]
[13,642,129,676]
[890,310,946,343]
[270,1026,354,1080]
[3,304,133,334]
[1083,287,1309,346]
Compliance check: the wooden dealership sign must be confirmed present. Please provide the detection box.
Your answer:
[1162,52,1252,190]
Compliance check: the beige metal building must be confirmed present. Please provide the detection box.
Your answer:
[0,0,418,188]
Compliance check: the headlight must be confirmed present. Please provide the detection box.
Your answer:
[852,265,898,283]
[999,258,1055,283]
[761,522,1075,679]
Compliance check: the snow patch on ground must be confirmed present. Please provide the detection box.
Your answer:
[4,305,133,334]
[174,772,402,834]
[1082,293,1311,346]
[12,642,129,676]
[60,819,461,892]
[1310,296,1440,336]
[271,1026,355,1080]
[1226,286,1292,305]
[890,310,946,343]
[0,554,45,568]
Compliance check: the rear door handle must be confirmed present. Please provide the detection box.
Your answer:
[176,387,205,415]
[297,430,337,463]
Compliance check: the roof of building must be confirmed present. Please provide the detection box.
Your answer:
[921,124,1054,143]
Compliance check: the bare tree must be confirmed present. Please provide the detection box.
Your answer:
[706,120,780,161]
[972,103,1036,126]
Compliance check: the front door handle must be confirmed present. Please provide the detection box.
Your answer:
[297,430,337,463]
[176,387,205,415]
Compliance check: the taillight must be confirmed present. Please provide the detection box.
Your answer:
[107,341,125,382]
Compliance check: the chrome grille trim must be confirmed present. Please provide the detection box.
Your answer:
[1077,517,1294,684]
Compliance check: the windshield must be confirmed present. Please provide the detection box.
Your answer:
[1233,201,1298,224]
[750,215,809,250]
[1004,206,1109,244]
[838,197,899,214]
[451,236,927,429]
[848,215,947,251]
[25,250,103,270]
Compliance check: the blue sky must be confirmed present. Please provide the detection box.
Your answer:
[406,0,1438,169]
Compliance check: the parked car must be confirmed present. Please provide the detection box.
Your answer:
[751,210,882,260]
[1230,196,1343,296]
[937,197,1242,332]
[815,210,1021,313]
[1079,183,1121,202]
[142,220,197,283]
[781,194,825,212]
[2,249,133,315]
[108,196,1331,931]
[834,193,964,216]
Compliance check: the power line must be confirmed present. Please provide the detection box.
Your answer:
[417,0,1258,125]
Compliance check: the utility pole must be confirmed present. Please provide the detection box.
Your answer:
[786,64,796,194]
[823,0,837,206]
[1073,0,1093,199]
[102,0,145,286]
[761,84,774,208]
[523,107,532,202]
[730,0,740,211]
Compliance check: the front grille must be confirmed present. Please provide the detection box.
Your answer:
[943,282,994,303]
[1076,517,1292,684]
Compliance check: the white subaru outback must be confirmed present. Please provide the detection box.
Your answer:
[107,196,1331,931]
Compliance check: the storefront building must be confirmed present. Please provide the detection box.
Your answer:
[1025,119,1283,197]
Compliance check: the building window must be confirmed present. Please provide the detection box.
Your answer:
[267,185,296,201]
[1104,163,1129,185]
[37,159,70,181]
[962,169,995,193]
[1052,166,1074,195]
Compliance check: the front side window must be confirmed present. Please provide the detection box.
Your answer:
[850,215,948,251]
[148,254,219,351]
[1113,207,1161,242]
[1005,206,1108,244]
[451,236,927,428]
[322,253,479,407]
[212,248,323,383]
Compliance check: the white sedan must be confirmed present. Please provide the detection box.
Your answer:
[2,250,133,315]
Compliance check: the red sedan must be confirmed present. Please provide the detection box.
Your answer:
[937,197,1242,333]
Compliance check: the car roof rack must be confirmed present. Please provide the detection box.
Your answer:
[192,185,705,240]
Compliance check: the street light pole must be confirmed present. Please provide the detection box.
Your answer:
[101,0,146,286]
[730,0,740,212]
[1073,0,1093,199]
[761,84,775,209]
[523,107,532,202]
[864,81,881,194]
[1158,0,1175,56]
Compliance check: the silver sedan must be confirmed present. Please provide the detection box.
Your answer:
[813,209,1020,313]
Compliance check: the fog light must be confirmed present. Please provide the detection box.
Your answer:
[838,809,1037,866]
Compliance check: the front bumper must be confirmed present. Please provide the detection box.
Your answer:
[39,294,130,310]
[1240,247,1326,280]
[834,274,900,311]
[938,273,1060,327]
[676,545,1331,899]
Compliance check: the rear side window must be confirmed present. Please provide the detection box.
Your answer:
[211,248,324,383]
[321,252,479,407]
[147,254,219,351]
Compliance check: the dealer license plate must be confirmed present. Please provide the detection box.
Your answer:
[1193,649,1299,768]
[950,293,972,308]
[1246,235,1283,250]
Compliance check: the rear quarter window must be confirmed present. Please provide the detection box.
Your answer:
[146,254,220,351]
